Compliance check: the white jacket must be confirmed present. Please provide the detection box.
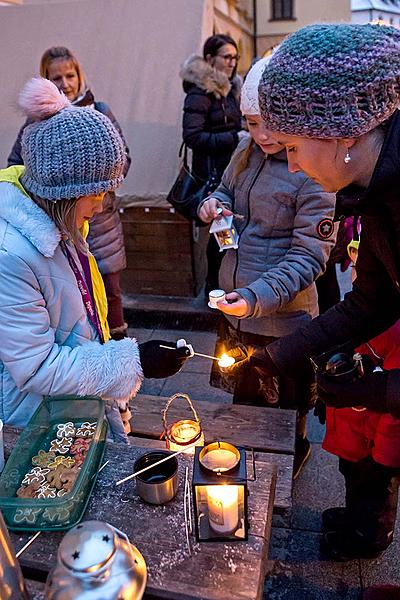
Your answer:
[0,182,143,426]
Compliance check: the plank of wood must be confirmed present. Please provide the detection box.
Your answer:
[5,429,276,600]
[131,394,296,455]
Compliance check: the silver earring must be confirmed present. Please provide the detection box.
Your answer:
[344,149,351,164]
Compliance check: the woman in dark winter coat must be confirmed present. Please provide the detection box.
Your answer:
[8,46,131,340]
[236,23,400,562]
[180,34,242,292]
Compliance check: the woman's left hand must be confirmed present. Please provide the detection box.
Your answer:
[217,291,249,317]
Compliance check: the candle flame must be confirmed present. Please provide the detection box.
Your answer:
[218,353,235,368]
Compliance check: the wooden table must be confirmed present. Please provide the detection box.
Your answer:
[5,427,277,600]
[130,394,296,510]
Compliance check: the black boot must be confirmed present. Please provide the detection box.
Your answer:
[322,507,350,532]
[320,528,392,561]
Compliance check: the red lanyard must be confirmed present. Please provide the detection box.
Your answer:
[62,242,104,344]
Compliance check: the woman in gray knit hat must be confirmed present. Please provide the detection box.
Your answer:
[227,23,400,562]
[0,77,189,442]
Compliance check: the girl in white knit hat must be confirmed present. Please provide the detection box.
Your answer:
[198,56,336,478]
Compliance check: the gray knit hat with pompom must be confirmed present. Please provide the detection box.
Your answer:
[259,23,400,138]
[19,78,126,201]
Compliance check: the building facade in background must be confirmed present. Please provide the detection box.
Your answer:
[254,0,351,56]
[352,0,400,26]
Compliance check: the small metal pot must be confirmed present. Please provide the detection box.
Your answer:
[135,451,178,505]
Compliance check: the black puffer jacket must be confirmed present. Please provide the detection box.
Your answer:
[180,55,241,181]
[7,90,131,275]
[267,111,400,404]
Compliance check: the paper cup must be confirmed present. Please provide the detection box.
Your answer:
[208,289,225,309]
[0,420,4,473]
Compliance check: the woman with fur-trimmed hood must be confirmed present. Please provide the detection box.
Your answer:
[179,35,242,291]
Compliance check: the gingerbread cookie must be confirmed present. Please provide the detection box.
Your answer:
[56,421,76,438]
[70,438,91,456]
[49,437,73,454]
[16,482,40,498]
[32,450,56,468]
[47,455,75,470]
[22,466,50,486]
[36,483,57,499]
[60,465,81,493]
[73,453,86,468]
[75,421,97,437]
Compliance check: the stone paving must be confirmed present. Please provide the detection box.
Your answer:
[128,321,400,600]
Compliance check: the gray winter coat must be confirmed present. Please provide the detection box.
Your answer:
[212,140,336,337]
[7,96,130,275]
[0,180,142,427]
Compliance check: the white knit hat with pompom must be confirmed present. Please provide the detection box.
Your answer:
[240,55,273,116]
[19,78,126,201]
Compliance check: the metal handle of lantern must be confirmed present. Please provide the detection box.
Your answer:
[162,393,202,436]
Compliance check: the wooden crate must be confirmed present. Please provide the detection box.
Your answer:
[120,206,208,296]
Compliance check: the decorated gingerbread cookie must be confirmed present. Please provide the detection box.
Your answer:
[75,421,97,437]
[22,466,50,486]
[36,483,57,499]
[47,455,75,470]
[56,421,76,438]
[49,437,73,454]
[32,450,57,468]
[70,438,91,456]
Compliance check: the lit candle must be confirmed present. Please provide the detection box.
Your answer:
[218,353,235,369]
[207,485,239,534]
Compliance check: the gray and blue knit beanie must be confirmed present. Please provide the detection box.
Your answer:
[18,78,126,201]
[259,23,400,138]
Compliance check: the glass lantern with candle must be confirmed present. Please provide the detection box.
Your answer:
[209,215,239,251]
[163,393,204,454]
[192,441,248,542]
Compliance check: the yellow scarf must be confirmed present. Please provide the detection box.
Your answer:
[0,166,110,342]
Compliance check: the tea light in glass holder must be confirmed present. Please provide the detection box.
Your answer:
[163,394,204,454]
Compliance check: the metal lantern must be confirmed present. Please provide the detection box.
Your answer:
[163,393,204,454]
[45,520,147,599]
[192,441,248,542]
[209,215,239,251]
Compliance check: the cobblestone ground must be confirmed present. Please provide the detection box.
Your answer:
[128,266,400,599]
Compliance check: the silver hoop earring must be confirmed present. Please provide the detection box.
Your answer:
[344,149,351,164]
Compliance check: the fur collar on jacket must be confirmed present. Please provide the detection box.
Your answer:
[180,54,241,99]
[0,182,61,257]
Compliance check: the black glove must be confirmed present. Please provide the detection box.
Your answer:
[316,370,388,412]
[139,340,191,379]
[224,345,280,379]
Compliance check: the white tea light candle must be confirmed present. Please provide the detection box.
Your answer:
[208,289,225,309]
[218,353,235,369]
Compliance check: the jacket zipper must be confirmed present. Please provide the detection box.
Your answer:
[233,155,267,332]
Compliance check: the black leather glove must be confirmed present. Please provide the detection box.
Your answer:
[316,370,388,412]
[139,340,191,379]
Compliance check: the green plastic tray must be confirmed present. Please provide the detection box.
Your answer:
[0,396,108,531]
